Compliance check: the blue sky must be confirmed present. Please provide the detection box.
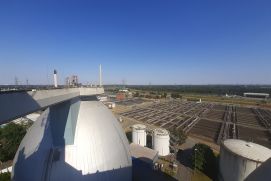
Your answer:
[0,0,271,85]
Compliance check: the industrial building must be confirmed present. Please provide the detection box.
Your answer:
[116,92,126,101]
[244,92,270,99]
[130,143,158,166]
[66,75,79,87]
[219,139,271,181]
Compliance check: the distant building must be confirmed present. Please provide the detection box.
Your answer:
[66,75,79,87]
[97,95,108,102]
[130,143,158,166]
[244,93,269,99]
[119,89,129,93]
[116,92,126,101]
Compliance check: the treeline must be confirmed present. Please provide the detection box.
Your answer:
[127,85,271,96]
[0,173,10,181]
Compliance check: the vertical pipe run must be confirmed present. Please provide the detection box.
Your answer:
[99,64,102,87]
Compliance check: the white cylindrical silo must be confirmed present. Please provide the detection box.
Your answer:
[152,128,170,156]
[132,124,146,147]
[219,139,271,181]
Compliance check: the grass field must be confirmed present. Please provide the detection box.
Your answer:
[183,94,271,108]
[191,170,212,181]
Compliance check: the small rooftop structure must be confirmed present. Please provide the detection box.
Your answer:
[130,143,158,165]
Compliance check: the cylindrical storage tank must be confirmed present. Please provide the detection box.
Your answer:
[220,139,271,181]
[152,128,170,156]
[132,124,146,147]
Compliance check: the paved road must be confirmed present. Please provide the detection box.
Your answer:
[177,163,192,181]
[176,137,197,181]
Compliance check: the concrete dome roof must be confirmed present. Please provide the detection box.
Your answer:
[12,99,132,181]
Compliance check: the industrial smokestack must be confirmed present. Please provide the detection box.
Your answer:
[53,69,58,88]
[99,64,102,87]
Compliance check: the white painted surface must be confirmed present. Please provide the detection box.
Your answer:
[26,113,41,122]
[132,124,146,147]
[58,101,132,177]
[152,128,170,156]
[220,139,271,181]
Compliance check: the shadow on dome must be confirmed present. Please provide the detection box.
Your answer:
[13,146,132,181]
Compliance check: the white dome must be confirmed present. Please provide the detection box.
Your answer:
[12,99,132,181]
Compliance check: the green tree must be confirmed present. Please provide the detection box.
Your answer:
[134,92,139,97]
[170,127,187,145]
[0,172,11,181]
[0,122,30,162]
[171,93,182,99]
[191,144,218,180]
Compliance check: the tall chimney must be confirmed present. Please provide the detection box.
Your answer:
[54,69,58,88]
[99,64,102,87]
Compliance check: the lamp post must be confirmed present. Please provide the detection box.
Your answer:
[0,160,2,174]
[194,148,198,175]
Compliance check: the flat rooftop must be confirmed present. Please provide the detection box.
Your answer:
[130,143,158,164]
